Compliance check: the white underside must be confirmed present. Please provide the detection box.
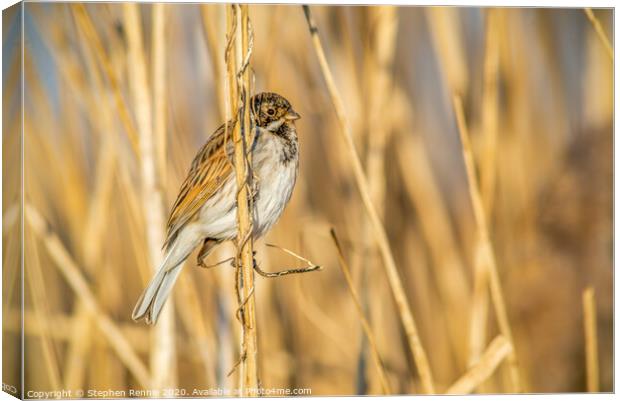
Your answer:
[132,127,298,323]
[200,129,297,239]
[164,128,298,270]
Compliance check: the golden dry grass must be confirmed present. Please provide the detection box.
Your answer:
[2,4,613,396]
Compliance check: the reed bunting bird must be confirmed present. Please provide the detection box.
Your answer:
[132,92,301,324]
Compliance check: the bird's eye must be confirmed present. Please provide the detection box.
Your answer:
[267,108,275,116]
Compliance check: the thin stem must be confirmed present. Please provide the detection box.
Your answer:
[583,287,599,392]
[361,7,398,393]
[452,95,521,392]
[201,4,225,120]
[303,5,435,394]
[584,9,613,61]
[255,243,322,277]
[151,3,168,184]
[254,263,321,278]
[71,4,140,157]
[445,336,512,394]
[480,8,500,218]
[331,229,392,395]
[124,3,176,389]
[466,9,500,380]
[24,204,152,388]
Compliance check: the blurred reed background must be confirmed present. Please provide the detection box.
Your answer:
[2,3,613,396]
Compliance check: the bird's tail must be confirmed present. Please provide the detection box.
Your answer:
[132,236,219,325]
[131,252,184,325]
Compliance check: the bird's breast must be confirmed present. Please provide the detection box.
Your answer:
[251,129,299,236]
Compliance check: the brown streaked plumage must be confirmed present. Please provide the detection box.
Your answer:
[132,92,301,324]
[163,120,235,251]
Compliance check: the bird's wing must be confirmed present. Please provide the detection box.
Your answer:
[163,120,236,250]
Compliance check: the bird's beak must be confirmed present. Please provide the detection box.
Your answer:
[285,110,301,121]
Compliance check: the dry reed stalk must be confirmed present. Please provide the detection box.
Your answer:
[426,7,468,95]
[466,9,500,380]
[202,14,241,387]
[391,87,470,370]
[1,223,20,323]
[152,3,168,184]
[445,335,512,394]
[261,6,283,86]
[582,287,599,392]
[83,143,117,266]
[582,21,614,129]
[397,134,470,366]
[24,230,63,390]
[24,60,89,239]
[114,151,155,282]
[174,273,218,386]
[201,4,225,120]
[293,275,355,357]
[62,303,92,390]
[321,11,371,385]
[71,4,140,157]
[24,204,152,388]
[452,94,493,378]
[452,95,521,392]
[583,9,613,61]
[90,343,124,390]
[362,9,398,392]
[331,229,391,394]
[365,7,398,203]
[7,308,142,346]
[8,308,208,361]
[212,268,237,389]
[303,5,435,394]
[91,264,128,389]
[294,8,359,381]
[63,29,120,389]
[468,248,490,365]
[123,3,177,389]
[532,13,571,150]
[479,8,500,218]
[55,124,92,391]
[51,6,118,193]
[226,4,259,393]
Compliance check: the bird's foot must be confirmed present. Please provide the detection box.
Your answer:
[196,238,221,268]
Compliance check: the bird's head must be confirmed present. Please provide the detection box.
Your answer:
[251,92,300,132]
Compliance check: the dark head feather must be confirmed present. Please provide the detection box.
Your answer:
[251,92,299,128]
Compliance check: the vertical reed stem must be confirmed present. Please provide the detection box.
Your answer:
[124,3,176,389]
[452,95,521,392]
[361,6,398,393]
[226,4,258,395]
[582,287,599,392]
[467,9,500,380]
[480,8,500,218]
[152,3,167,185]
[201,4,225,120]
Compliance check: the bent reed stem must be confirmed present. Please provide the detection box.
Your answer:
[303,5,435,394]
